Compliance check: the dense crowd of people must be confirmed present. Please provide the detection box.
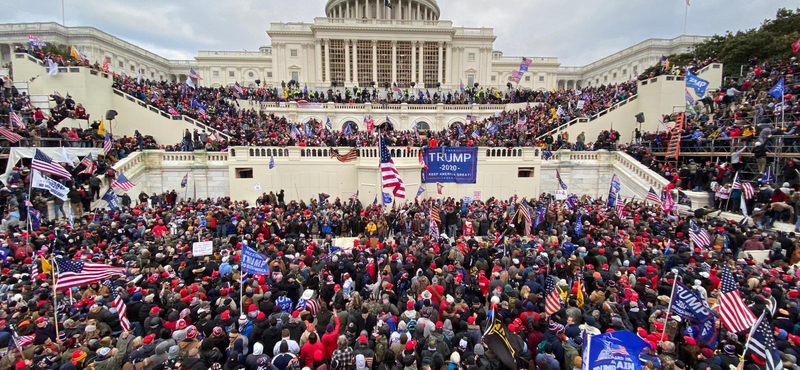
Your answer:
[0,179,798,370]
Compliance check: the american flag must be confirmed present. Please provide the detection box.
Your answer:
[189,68,203,80]
[111,173,135,191]
[719,265,757,333]
[168,107,179,115]
[379,136,405,198]
[732,173,755,199]
[544,275,563,316]
[520,203,532,235]
[102,279,131,331]
[55,258,125,290]
[646,187,661,203]
[103,131,113,154]
[181,173,189,188]
[745,311,780,370]
[290,125,301,140]
[471,129,480,140]
[9,108,25,128]
[0,127,23,143]
[429,218,439,239]
[556,170,568,190]
[233,82,244,96]
[102,58,109,73]
[32,149,72,179]
[689,221,710,248]
[330,148,358,162]
[565,195,577,210]
[78,154,95,175]
[616,200,625,219]
[437,182,443,195]
[12,330,35,348]
[431,204,441,224]
[31,258,39,277]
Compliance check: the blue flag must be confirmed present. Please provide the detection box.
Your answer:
[415,186,425,199]
[607,173,621,207]
[382,192,392,205]
[760,166,776,185]
[241,244,270,274]
[326,117,332,130]
[685,89,695,105]
[487,123,499,134]
[269,156,275,169]
[303,83,308,95]
[565,195,578,210]
[582,331,652,370]
[457,124,465,137]
[343,122,352,135]
[685,70,709,97]
[102,188,119,210]
[28,207,42,231]
[669,281,716,322]
[769,77,785,100]
[575,212,583,234]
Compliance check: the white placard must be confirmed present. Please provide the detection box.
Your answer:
[473,191,481,201]
[555,189,568,200]
[462,196,472,204]
[254,183,262,192]
[193,241,213,256]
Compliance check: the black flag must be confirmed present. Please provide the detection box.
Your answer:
[384,0,393,8]
[483,311,524,370]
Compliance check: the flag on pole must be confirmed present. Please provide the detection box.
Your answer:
[103,131,113,154]
[565,195,577,210]
[97,118,106,136]
[185,75,196,89]
[9,106,24,128]
[269,156,275,169]
[70,45,87,61]
[54,258,125,290]
[646,187,661,203]
[379,136,405,198]
[689,221,710,248]
[436,182,443,195]
[606,173,621,207]
[615,200,625,219]
[28,34,47,47]
[102,58,109,73]
[745,311,780,370]
[78,154,95,175]
[556,170,568,190]
[769,78,785,100]
[575,212,583,234]
[32,149,72,179]
[48,58,59,76]
[519,57,532,72]
[661,189,674,213]
[415,186,425,200]
[233,82,244,96]
[180,173,189,188]
[483,310,524,370]
[0,127,23,143]
[102,188,119,210]
[732,172,755,199]
[544,275,563,315]
[189,68,203,80]
[719,265,757,333]
[110,173,135,191]
[102,279,131,331]
[520,203,532,235]
[793,37,800,54]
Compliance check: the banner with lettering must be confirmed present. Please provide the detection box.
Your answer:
[669,280,716,322]
[582,331,652,370]
[241,244,270,274]
[422,147,478,184]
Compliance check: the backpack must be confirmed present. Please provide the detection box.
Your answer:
[405,318,417,335]
[421,349,438,368]
[536,340,551,355]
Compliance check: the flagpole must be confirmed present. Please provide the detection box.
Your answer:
[683,0,688,35]
[725,172,738,213]
[51,258,60,340]
[660,273,679,347]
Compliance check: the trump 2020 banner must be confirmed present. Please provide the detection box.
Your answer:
[422,147,478,183]
[582,331,652,370]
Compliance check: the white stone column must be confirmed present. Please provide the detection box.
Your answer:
[344,39,351,84]
[416,2,420,20]
[418,42,424,86]
[372,39,378,84]
[376,0,381,19]
[437,41,443,85]
[352,40,359,85]
[324,39,331,83]
[445,42,452,85]
[408,0,412,20]
[410,41,416,84]
[346,1,350,17]
[391,40,397,84]
[315,39,323,86]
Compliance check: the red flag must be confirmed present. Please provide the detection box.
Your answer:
[793,37,800,54]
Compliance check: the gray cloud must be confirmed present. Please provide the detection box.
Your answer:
[5,0,799,65]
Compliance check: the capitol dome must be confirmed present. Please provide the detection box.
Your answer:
[325,0,440,21]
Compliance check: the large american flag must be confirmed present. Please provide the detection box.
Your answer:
[615,200,625,219]
[12,330,35,348]
[78,154,95,175]
[189,68,203,80]
[111,173,135,191]
[9,109,25,128]
[0,127,23,143]
[55,258,125,290]
[379,136,405,198]
[661,189,675,213]
[745,311,780,370]
[719,265,757,333]
[330,148,358,162]
[556,170,568,190]
[102,279,131,331]
[103,132,113,154]
[431,204,441,224]
[646,187,661,203]
[732,173,755,200]
[32,149,72,179]
[544,275,563,316]
[520,203,532,235]
[689,221,710,248]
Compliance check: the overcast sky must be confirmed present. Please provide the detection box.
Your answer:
[5,0,800,66]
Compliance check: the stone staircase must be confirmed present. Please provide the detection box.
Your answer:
[13,81,51,115]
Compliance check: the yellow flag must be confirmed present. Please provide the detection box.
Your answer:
[97,119,106,136]
[70,45,82,61]
[576,279,585,307]
[40,258,52,275]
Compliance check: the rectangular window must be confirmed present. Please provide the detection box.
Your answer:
[290,49,298,57]
[376,41,392,85]
[130,65,135,71]
[441,44,447,84]
[267,72,273,78]
[329,39,346,83]
[622,69,627,75]
[467,74,474,87]
[613,72,617,78]
[538,76,544,82]
[213,71,220,77]
[292,71,299,81]
[235,168,254,179]
[396,41,412,87]
[357,40,373,84]
[422,42,437,85]
[525,76,530,82]
[491,76,496,82]
[229,71,235,77]
[518,168,535,178]
[468,53,475,61]
[118,61,123,68]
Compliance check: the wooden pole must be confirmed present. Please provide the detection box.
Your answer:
[51,258,60,340]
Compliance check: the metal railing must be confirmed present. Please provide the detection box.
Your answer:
[0,136,106,149]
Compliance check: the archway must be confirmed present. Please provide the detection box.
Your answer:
[342,121,359,133]
[413,121,431,132]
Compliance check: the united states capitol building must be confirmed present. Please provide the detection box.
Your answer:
[0,0,706,91]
